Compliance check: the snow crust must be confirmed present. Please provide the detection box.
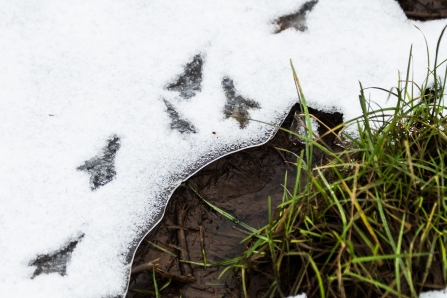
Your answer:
[0,0,446,297]
[421,289,447,298]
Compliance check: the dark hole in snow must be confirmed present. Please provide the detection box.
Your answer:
[128,104,345,297]
[396,0,447,21]
[163,99,197,134]
[166,54,203,99]
[29,234,84,279]
[273,0,318,34]
[222,76,260,129]
[289,106,343,164]
[289,106,343,145]
[77,136,121,190]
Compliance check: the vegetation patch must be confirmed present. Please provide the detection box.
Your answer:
[127,26,447,298]
[223,26,447,298]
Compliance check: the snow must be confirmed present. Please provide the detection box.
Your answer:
[0,0,446,297]
[287,294,307,298]
[422,289,447,298]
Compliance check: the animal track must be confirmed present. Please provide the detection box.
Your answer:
[273,0,318,33]
[222,77,260,128]
[29,234,84,279]
[163,99,197,134]
[166,54,203,100]
[80,53,263,190]
[164,54,261,131]
[77,136,121,190]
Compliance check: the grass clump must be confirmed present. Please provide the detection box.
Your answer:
[228,27,447,298]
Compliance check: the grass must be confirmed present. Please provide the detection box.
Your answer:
[214,26,447,297]
[130,26,447,297]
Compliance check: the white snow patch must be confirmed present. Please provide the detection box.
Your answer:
[287,294,307,298]
[421,289,447,298]
[0,0,446,297]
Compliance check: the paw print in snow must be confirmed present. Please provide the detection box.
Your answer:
[77,136,121,190]
[166,54,203,100]
[221,77,260,129]
[164,54,262,131]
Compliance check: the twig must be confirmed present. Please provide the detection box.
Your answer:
[272,146,293,170]
[132,263,195,284]
[200,225,207,266]
[166,225,199,231]
[176,201,194,278]
[131,258,160,275]
[156,269,195,284]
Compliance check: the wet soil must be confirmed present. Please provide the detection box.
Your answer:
[396,0,447,20]
[126,104,343,298]
[126,3,445,297]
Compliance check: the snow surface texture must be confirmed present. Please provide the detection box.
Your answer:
[0,0,446,297]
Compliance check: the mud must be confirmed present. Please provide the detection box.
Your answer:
[126,104,343,298]
[396,0,447,20]
[126,3,445,297]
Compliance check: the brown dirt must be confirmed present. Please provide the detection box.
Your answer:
[126,4,446,297]
[396,0,447,20]
[126,104,343,298]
